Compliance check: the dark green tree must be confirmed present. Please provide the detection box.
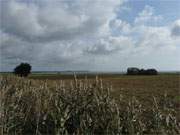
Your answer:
[14,63,31,77]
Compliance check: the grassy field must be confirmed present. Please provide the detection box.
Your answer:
[0,73,179,134]
[1,72,180,109]
[29,73,180,108]
[29,73,180,119]
[2,72,179,110]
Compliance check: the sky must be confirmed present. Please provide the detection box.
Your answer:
[0,0,180,72]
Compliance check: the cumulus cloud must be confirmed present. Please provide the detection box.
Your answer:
[0,0,124,70]
[0,1,180,71]
[0,0,123,42]
[134,5,163,25]
[171,19,180,36]
[85,36,132,55]
[110,19,131,34]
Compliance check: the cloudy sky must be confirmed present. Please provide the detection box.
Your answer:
[0,0,180,72]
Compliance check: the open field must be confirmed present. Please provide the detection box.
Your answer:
[0,73,180,134]
[1,73,180,109]
[1,72,180,108]
[28,73,180,107]
[28,73,180,121]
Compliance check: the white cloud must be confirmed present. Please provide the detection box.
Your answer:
[0,0,124,70]
[110,19,131,34]
[134,5,163,25]
[85,36,132,55]
[131,25,179,55]
[0,0,123,42]
[171,19,180,36]
[0,1,180,71]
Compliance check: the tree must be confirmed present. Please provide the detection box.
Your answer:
[146,69,158,75]
[14,63,31,77]
[127,67,140,75]
[126,67,158,75]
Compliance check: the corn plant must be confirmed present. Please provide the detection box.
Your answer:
[0,75,179,135]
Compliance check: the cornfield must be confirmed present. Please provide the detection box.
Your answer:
[0,75,179,134]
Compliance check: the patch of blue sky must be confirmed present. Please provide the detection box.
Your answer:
[116,0,180,26]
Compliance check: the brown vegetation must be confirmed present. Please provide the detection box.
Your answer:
[0,74,179,134]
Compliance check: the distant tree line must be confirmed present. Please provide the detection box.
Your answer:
[13,62,158,77]
[127,67,158,75]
